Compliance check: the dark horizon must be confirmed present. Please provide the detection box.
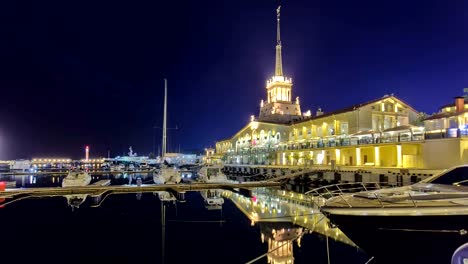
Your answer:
[1,0,467,159]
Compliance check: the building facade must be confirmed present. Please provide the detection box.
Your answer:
[215,6,468,170]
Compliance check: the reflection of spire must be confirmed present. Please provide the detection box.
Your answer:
[275,5,283,77]
[259,222,302,264]
[161,200,166,264]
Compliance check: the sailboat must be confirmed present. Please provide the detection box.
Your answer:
[154,79,181,184]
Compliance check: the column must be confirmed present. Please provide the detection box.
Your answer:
[374,146,380,167]
[396,144,402,167]
[335,149,341,165]
[356,147,361,166]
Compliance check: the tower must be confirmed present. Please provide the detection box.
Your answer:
[259,5,302,124]
[85,145,89,161]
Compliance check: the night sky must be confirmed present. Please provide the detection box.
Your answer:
[1,0,467,159]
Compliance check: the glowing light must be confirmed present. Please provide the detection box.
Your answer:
[374,146,380,166]
[356,148,361,166]
[397,145,402,167]
[335,149,341,165]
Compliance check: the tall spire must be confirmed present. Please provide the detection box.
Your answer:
[275,5,283,76]
[162,78,167,158]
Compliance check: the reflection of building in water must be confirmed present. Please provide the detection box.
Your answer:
[222,188,356,247]
[199,190,224,210]
[259,222,303,264]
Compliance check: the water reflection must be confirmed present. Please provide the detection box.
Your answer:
[223,188,356,247]
[200,189,224,210]
[63,194,88,211]
[0,172,155,188]
[0,186,366,263]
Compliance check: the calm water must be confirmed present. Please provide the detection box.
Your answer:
[0,174,368,264]
[0,174,463,263]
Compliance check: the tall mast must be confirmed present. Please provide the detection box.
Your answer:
[162,78,167,158]
[275,5,283,77]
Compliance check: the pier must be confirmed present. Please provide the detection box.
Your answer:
[0,181,281,199]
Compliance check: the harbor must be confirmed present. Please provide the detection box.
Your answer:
[1,1,468,264]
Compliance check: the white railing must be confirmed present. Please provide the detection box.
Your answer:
[305,182,386,208]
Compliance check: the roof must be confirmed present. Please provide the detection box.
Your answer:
[216,120,290,144]
[424,109,468,121]
[292,95,418,125]
[351,130,379,136]
[438,96,468,109]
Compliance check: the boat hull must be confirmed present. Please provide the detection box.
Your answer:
[62,173,91,187]
[323,213,468,263]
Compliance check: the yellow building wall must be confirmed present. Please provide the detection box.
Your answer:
[402,144,422,168]
[379,145,397,167]
[360,147,374,164]
[459,139,468,165]
[422,138,461,169]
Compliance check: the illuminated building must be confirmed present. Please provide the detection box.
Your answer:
[259,6,302,124]
[420,95,468,168]
[214,5,431,170]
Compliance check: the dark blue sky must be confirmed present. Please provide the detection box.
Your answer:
[0,0,467,159]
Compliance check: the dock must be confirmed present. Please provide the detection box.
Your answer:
[0,181,282,199]
[91,179,111,186]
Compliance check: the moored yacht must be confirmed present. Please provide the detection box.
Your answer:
[154,163,181,184]
[110,163,125,172]
[62,169,92,187]
[198,164,234,183]
[320,165,468,262]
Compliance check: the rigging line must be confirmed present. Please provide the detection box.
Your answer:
[378,227,467,234]
[166,220,226,223]
[364,256,375,264]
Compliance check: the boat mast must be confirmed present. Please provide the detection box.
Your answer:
[162,78,167,159]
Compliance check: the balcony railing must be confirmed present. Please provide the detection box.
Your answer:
[223,128,468,161]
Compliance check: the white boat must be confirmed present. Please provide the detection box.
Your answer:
[154,164,181,184]
[109,163,125,179]
[62,170,92,187]
[154,79,181,184]
[200,190,224,210]
[319,165,468,262]
[139,162,149,170]
[198,164,234,183]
